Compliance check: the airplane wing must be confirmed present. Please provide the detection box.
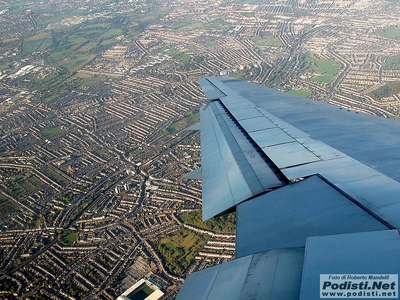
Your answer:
[177,77,400,300]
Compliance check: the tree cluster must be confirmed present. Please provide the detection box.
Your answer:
[370,81,400,100]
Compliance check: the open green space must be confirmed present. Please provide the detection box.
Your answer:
[43,21,123,72]
[181,45,198,52]
[232,70,247,79]
[299,53,341,84]
[41,126,65,139]
[0,194,20,219]
[34,218,42,228]
[100,28,123,39]
[310,75,334,83]
[20,174,44,194]
[180,210,236,233]
[158,228,206,275]
[166,48,191,63]
[20,32,53,55]
[287,89,311,98]
[251,35,282,47]
[171,20,206,30]
[100,39,118,46]
[37,8,86,26]
[25,32,52,42]
[206,41,220,48]
[375,27,400,40]
[383,55,400,70]
[127,284,154,300]
[369,81,400,100]
[43,167,70,186]
[166,111,199,134]
[61,53,97,70]
[1,37,20,44]
[62,232,79,244]
[304,53,341,74]
[3,172,44,199]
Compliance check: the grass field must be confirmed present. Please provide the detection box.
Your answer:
[20,174,44,194]
[232,71,247,79]
[43,167,70,186]
[61,53,96,70]
[34,219,42,227]
[44,21,123,72]
[2,37,19,43]
[37,8,86,26]
[251,35,282,46]
[161,231,199,251]
[287,89,311,98]
[300,53,341,83]
[310,75,334,83]
[41,126,65,138]
[100,28,123,39]
[180,210,236,233]
[305,54,341,74]
[3,172,44,199]
[166,111,199,134]
[206,41,220,48]
[171,20,205,30]
[166,48,191,63]
[0,194,19,219]
[62,232,79,243]
[158,229,206,275]
[383,55,400,70]
[128,284,154,300]
[25,32,52,42]
[375,27,400,40]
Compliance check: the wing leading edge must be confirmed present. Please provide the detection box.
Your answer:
[177,77,400,300]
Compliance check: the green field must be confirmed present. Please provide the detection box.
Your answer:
[158,229,206,275]
[3,172,44,199]
[206,41,220,48]
[171,20,206,30]
[160,230,200,251]
[37,8,86,26]
[41,126,65,138]
[305,54,341,74]
[166,111,199,134]
[34,218,42,227]
[185,45,198,51]
[310,75,334,83]
[0,194,19,219]
[287,89,311,98]
[251,35,282,46]
[180,210,236,233]
[99,28,123,39]
[44,21,123,72]
[233,71,247,79]
[26,19,125,102]
[375,27,400,40]
[369,81,400,100]
[300,53,341,83]
[61,53,96,70]
[128,284,154,300]
[166,48,191,63]
[383,55,400,70]
[43,167,70,186]
[62,232,79,243]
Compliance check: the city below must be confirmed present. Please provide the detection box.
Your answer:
[1,0,400,299]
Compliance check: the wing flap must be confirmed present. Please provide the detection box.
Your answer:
[236,176,388,258]
[200,100,286,220]
[176,248,304,300]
